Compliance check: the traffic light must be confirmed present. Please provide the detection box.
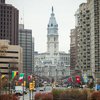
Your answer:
[24,81,26,86]
[15,81,18,86]
[33,81,35,87]
[21,83,23,86]
[29,83,34,90]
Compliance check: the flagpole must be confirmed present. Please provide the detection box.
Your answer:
[23,74,24,100]
[32,75,34,100]
[8,64,11,94]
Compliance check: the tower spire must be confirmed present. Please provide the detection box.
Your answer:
[47,7,59,53]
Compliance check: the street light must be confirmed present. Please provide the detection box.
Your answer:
[0,70,1,96]
[56,69,58,82]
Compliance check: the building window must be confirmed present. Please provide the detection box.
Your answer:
[54,37,56,41]
[54,44,56,48]
[51,24,53,27]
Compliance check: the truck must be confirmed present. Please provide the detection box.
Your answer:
[15,86,27,95]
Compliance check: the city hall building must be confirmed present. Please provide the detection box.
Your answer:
[34,7,70,81]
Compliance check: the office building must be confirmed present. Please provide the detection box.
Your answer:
[70,0,100,79]
[76,3,91,75]
[19,24,33,77]
[0,0,19,45]
[87,0,100,78]
[0,40,23,75]
[70,28,78,75]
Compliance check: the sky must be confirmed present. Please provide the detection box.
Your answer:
[7,0,86,53]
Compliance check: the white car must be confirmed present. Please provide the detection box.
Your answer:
[33,88,36,91]
[15,86,27,95]
[15,86,23,95]
[39,87,45,91]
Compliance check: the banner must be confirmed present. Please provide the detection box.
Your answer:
[75,75,81,83]
[19,73,24,82]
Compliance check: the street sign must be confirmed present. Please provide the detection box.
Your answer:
[95,84,100,91]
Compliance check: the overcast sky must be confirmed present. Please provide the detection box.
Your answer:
[7,0,86,53]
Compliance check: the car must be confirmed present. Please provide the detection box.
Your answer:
[45,86,52,92]
[33,88,36,91]
[15,86,27,95]
[24,89,27,94]
[39,86,45,91]
[15,86,23,96]
[67,86,72,88]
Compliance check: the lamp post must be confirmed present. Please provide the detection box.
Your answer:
[0,70,1,96]
[23,76,24,100]
[56,69,58,82]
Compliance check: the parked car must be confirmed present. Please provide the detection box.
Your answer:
[33,88,36,91]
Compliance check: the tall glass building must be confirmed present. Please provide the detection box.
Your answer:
[19,24,33,80]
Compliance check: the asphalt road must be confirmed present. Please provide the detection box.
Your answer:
[19,93,30,100]
[19,86,52,100]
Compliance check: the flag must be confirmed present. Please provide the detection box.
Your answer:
[24,81,26,86]
[28,75,32,81]
[83,74,88,83]
[1,75,5,79]
[67,77,73,83]
[19,73,24,82]
[75,75,81,83]
[12,71,18,79]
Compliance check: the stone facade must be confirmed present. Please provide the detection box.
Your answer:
[34,7,70,81]
[0,40,23,75]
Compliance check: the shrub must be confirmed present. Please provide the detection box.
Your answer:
[0,94,19,100]
[59,89,82,100]
[59,89,91,100]
[41,92,53,100]
[0,94,12,100]
[34,92,42,100]
[80,89,89,100]
[12,94,20,100]
[52,89,64,100]
[34,89,100,100]
[34,92,53,100]
[91,91,100,100]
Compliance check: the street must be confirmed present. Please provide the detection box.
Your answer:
[20,93,29,100]
[19,86,52,100]
[20,90,37,100]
